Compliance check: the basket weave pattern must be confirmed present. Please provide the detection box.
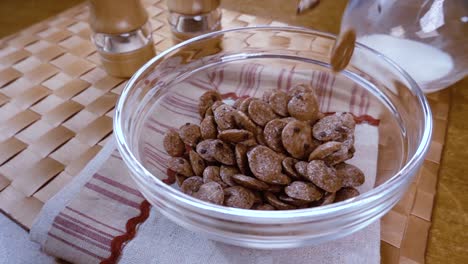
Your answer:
[0,0,450,263]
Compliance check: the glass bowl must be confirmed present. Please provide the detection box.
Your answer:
[114,26,432,249]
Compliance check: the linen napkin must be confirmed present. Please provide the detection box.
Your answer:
[30,64,381,263]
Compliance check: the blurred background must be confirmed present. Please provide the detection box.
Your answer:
[0,0,84,37]
[0,0,348,38]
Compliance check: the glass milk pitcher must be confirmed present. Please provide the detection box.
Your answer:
[340,0,467,93]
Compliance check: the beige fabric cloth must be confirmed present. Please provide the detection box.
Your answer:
[0,213,54,264]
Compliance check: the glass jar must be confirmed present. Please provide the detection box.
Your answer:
[89,0,155,78]
[340,0,468,93]
[167,0,222,40]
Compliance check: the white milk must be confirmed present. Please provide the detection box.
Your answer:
[358,34,454,91]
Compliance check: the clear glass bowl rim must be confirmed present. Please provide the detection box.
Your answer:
[114,26,433,221]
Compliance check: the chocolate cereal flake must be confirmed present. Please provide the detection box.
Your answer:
[179,123,201,147]
[247,146,290,185]
[214,104,236,130]
[312,112,355,141]
[308,141,342,161]
[248,99,279,127]
[281,157,300,179]
[193,182,224,205]
[264,192,296,210]
[263,119,288,153]
[198,90,221,117]
[218,129,254,143]
[181,176,203,195]
[334,187,360,203]
[196,139,217,162]
[189,150,206,176]
[288,84,314,97]
[168,157,194,177]
[163,129,185,157]
[203,166,228,188]
[232,110,257,134]
[232,174,270,191]
[287,92,319,121]
[284,181,323,201]
[224,186,255,209]
[200,115,218,140]
[281,120,313,159]
[212,139,236,165]
[220,165,240,187]
[268,90,290,116]
[335,163,365,187]
[294,161,309,178]
[306,160,342,193]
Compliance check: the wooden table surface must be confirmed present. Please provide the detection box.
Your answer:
[0,0,466,263]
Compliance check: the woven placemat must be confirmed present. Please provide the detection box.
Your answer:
[0,0,450,263]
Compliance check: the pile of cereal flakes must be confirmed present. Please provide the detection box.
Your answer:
[163,84,365,210]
